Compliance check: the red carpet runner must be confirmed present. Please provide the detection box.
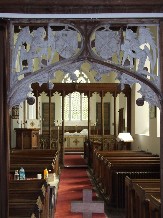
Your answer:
[55,155,107,218]
[64,154,87,166]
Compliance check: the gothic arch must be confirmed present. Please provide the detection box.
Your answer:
[8,56,162,110]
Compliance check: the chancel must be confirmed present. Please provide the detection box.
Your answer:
[0,1,163,218]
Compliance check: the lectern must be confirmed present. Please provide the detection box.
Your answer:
[14,128,40,149]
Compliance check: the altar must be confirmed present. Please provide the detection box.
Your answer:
[64,130,88,149]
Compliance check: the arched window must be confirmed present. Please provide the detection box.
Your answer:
[62,70,90,121]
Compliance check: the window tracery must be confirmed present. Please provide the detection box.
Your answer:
[62,70,90,121]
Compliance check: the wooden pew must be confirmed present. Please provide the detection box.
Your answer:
[92,149,159,189]
[92,149,158,181]
[9,179,46,217]
[99,156,159,189]
[113,172,160,209]
[11,149,57,155]
[10,149,59,178]
[147,192,161,218]
[105,159,159,206]
[91,149,160,209]
[9,202,40,218]
[133,182,160,218]
[9,179,55,218]
[92,150,156,180]
[125,177,160,218]
[87,140,103,167]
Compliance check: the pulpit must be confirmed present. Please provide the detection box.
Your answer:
[14,128,40,149]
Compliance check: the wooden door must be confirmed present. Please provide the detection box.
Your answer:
[96,103,110,134]
[42,103,55,129]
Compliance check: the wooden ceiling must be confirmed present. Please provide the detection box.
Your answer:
[0,0,162,14]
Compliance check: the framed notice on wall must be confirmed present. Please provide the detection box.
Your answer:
[11,105,19,119]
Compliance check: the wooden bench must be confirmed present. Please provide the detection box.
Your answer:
[112,171,160,209]
[133,182,160,218]
[9,202,40,218]
[92,150,157,180]
[106,159,159,202]
[84,140,103,166]
[146,192,161,218]
[92,149,159,181]
[125,177,160,218]
[92,150,159,188]
[10,149,59,178]
[9,179,55,218]
[91,150,160,208]
[98,156,159,189]
[9,179,46,217]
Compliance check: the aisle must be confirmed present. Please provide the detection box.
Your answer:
[64,154,87,167]
[55,155,107,218]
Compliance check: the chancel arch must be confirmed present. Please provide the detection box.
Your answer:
[8,19,162,162]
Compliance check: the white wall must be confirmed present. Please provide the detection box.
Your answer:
[131,84,160,155]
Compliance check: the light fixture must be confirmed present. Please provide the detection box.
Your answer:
[27,97,35,105]
[117,132,133,142]
[117,132,133,150]
[136,97,145,106]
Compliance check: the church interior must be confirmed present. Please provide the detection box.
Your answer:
[0,0,163,218]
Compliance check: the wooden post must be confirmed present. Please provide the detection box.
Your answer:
[100,91,104,149]
[113,92,117,136]
[127,88,131,133]
[23,101,26,128]
[49,90,52,149]
[159,20,163,218]
[113,92,117,149]
[0,21,9,218]
[88,91,91,140]
[36,90,39,119]
[61,91,65,166]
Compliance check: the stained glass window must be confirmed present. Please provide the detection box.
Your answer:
[62,70,90,121]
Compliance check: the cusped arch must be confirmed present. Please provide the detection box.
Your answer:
[8,56,162,110]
